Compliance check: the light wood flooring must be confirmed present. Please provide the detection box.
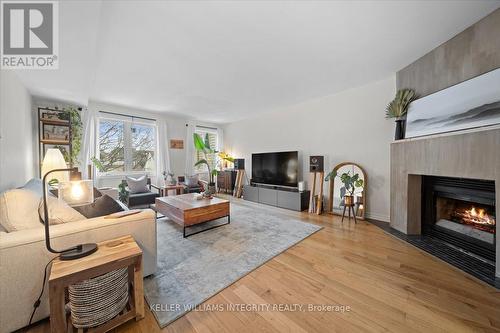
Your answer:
[27,198,500,332]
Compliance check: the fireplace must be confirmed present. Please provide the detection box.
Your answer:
[422,176,496,262]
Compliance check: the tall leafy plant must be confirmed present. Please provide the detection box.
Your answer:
[385,89,417,119]
[193,133,233,184]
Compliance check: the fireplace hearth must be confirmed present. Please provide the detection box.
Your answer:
[422,176,496,262]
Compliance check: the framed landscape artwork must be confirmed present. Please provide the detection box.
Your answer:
[405,68,500,138]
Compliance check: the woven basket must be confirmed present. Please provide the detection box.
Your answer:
[68,267,129,328]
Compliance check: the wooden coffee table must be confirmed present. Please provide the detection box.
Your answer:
[155,193,230,237]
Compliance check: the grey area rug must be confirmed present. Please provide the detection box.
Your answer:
[144,202,321,327]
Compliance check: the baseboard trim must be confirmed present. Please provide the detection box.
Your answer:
[365,212,390,222]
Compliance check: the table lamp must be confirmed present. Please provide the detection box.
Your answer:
[40,149,97,260]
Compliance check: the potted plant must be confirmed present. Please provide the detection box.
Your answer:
[193,133,234,196]
[385,88,417,140]
[325,170,364,206]
[162,171,176,185]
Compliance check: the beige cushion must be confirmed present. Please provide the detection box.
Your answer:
[0,189,85,232]
[0,189,41,232]
[42,196,86,225]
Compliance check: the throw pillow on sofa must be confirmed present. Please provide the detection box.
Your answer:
[40,195,86,225]
[126,175,149,193]
[74,194,124,218]
[0,188,86,232]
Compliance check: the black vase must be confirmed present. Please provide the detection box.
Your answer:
[394,119,405,140]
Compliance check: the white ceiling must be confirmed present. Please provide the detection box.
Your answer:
[13,0,500,123]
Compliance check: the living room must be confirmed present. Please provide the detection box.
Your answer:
[1,1,499,332]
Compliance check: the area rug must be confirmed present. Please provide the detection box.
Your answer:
[143,202,321,327]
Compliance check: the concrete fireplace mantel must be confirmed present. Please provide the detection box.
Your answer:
[390,126,500,277]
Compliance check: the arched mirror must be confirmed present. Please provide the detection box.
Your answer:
[326,162,366,220]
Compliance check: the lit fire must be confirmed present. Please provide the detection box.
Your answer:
[451,206,496,233]
[465,207,495,225]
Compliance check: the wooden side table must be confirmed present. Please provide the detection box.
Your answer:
[49,235,144,333]
[162,184,184,196]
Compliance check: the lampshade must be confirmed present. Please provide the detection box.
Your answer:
[59,179,94,206]
[41,149,69,183]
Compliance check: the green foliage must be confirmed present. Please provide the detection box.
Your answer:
[385,89,417,119]
[325,170,364,199]
[57,107,83,167]
[91,157,105,172]
[118,182,129,204]
[193,133,233,184]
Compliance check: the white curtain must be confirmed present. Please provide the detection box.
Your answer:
[185,121,196,176]
[156,119,171,186]
[79,108,97,179]
[217,127,224,152]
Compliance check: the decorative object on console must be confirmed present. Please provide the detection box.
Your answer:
[406,68,500,138]
[309,156,324,172]
[193,133,234,196]
[385,88,417,140]
[40,153,97,260]
[326,162,366,220]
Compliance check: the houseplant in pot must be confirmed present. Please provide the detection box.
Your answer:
[325,170,364,207]
[193,133,234,196]
[385,88,417,140]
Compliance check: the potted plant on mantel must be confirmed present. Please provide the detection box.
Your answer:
[385,88,417,140]
[193,133,234,196]
[325,170,364,206]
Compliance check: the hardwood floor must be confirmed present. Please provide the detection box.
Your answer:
[27,198,500,332]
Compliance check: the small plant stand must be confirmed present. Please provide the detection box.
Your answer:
[341,202,357,223]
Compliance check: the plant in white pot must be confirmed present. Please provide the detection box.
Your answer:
[193,133,233,196]
[385,88,417,140]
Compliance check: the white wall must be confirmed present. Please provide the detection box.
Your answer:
[223,76,396,221]
[0,71,35,192]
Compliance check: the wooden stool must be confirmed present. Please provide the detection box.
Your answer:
[49,235,144,333]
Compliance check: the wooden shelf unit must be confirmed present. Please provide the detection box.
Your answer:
[38,107,73,176]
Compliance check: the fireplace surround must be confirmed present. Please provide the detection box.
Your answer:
[391,127,500,281]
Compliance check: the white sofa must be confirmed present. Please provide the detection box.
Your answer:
[0,209,157,333]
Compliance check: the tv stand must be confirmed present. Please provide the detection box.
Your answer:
[243,184,309,211]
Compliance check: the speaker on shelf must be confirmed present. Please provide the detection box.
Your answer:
[309,156,324,172]
[234,158,245,170]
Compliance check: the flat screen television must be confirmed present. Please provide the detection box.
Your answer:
[252,151,298,187]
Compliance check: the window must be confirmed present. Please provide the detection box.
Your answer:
[97,114,156,175]
[194,126,218,173]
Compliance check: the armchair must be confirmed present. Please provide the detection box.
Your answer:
[178,176,206,194]
[122,177,161,208]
